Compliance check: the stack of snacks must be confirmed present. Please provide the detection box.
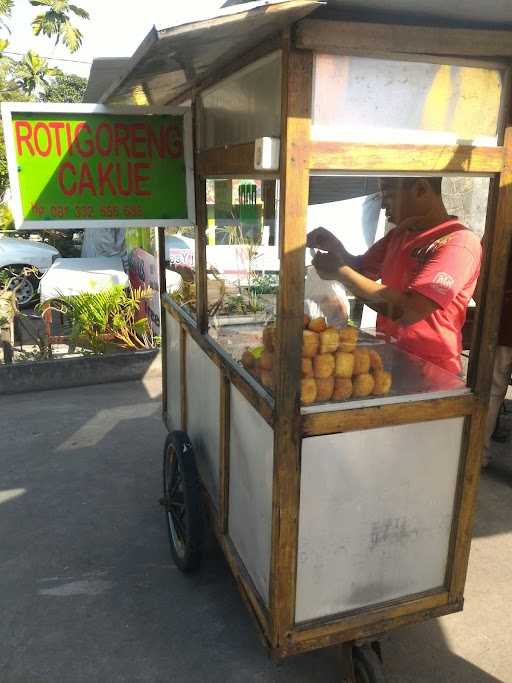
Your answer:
[240,316,392,405]
[300,315,392,405]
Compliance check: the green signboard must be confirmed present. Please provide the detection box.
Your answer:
[1,104,194,229]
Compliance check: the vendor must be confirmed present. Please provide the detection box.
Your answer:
[307,178,482,375]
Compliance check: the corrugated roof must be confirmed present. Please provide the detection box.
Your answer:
[83,57,131,103]
[100,0,320,105]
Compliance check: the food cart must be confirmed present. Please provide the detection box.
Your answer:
[98,1,512,679]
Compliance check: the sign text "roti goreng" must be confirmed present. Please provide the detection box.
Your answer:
[14,119,183,198]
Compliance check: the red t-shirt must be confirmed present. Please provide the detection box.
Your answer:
[361,219,482,374]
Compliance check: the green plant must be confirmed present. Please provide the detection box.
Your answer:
[41,285,157,354]
[40,71,86,102]
[13,49,61,95]
[30,0,90,53]
[249,272,278,295]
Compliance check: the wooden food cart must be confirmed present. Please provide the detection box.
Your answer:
[101,1,512,679]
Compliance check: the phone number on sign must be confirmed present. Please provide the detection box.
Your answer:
[30,204,144,218]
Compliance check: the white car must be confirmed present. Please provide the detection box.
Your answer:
[0,236,60,308]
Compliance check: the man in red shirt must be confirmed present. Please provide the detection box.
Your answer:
[307,178,482,375]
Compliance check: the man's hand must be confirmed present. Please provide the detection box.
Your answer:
[312,251,344,280]
[307,227,343,255]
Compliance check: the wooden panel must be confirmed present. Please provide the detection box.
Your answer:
[179,324,187,432]
[302,394,475,436]
[162,295,274,426]
[296,19,512,58]
[309,141,505,174]
[197,142,259,177]
[219,373,231,533]
[269,38,312,648]
[280,594,460,658]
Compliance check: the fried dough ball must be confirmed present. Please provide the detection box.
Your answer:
[301,378,317,405]
[333,378,353,401]
[373,370,392,396]
[302,330,319,358]
[241,349,254,370]
[353,348,371,375]
[262,324,275,351]
[316,377,334,402]
[303,313,311,329]
[260,370,274,390]
[353,373,375,398]
[308,317,327,333]
[259,350,274,371]
[319,327,339,354]
[313,353,335,379]
[339,326,359,353]
[302,357,314,378]
[334,351,355,378]
[369,349,383,371]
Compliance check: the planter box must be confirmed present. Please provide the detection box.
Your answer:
[0,348,161,395]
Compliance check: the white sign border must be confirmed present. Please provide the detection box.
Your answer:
[1,102,196,230]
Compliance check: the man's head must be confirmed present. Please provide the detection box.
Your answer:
[379,177,444,227]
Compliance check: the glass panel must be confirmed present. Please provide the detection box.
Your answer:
[205,178,279,394]
[312,54,505,145]
[163,224,197,320]
[200,52,282,149]
[297,174,490,411]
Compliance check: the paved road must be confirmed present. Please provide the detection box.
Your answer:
[1,379,511,682]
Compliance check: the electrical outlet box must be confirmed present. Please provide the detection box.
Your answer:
[254,137,280,171]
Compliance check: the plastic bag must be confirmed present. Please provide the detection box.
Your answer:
[304,265,349,328]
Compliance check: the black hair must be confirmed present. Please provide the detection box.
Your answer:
[381,177,443,195]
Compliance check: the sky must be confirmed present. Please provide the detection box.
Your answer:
[6,0,227,79]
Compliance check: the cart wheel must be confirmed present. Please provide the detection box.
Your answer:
[161,431,203,572]
[352,644,386,683]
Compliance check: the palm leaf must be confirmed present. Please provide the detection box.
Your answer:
[0,0,13,15]
[61,20,82,52]
[69,4,89,19]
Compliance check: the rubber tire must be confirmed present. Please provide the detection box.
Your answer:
[162,431,203,573]
[353,644,386,683]
[2,265,38,309]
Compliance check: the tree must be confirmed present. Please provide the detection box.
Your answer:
[30,0,90,53]
[0,0,89,212]
[41,71,86,102]
[14,49,61,96]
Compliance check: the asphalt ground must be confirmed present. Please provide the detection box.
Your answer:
[1,378,511,682]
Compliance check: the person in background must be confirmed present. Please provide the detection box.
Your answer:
[307,177,482,375]
[81,228,127,270]
[481,252,512,468]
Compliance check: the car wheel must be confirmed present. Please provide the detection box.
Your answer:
[2,266,39,309]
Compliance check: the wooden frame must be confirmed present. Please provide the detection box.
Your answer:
[158,15,512,664]
[296,18,512,59]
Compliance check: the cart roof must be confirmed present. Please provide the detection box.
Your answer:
[96,0,320,106]
[223,0,512,29]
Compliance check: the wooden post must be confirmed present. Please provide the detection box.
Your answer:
[449,128,512,600]
[157,227,168,418]
[269,34,313,648]
[193,98,209,334]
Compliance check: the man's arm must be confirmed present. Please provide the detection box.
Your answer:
[313,252,439,326]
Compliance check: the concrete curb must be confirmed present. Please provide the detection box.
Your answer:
[0,349,161,395]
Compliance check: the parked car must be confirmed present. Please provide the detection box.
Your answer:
[0,236,60,308]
